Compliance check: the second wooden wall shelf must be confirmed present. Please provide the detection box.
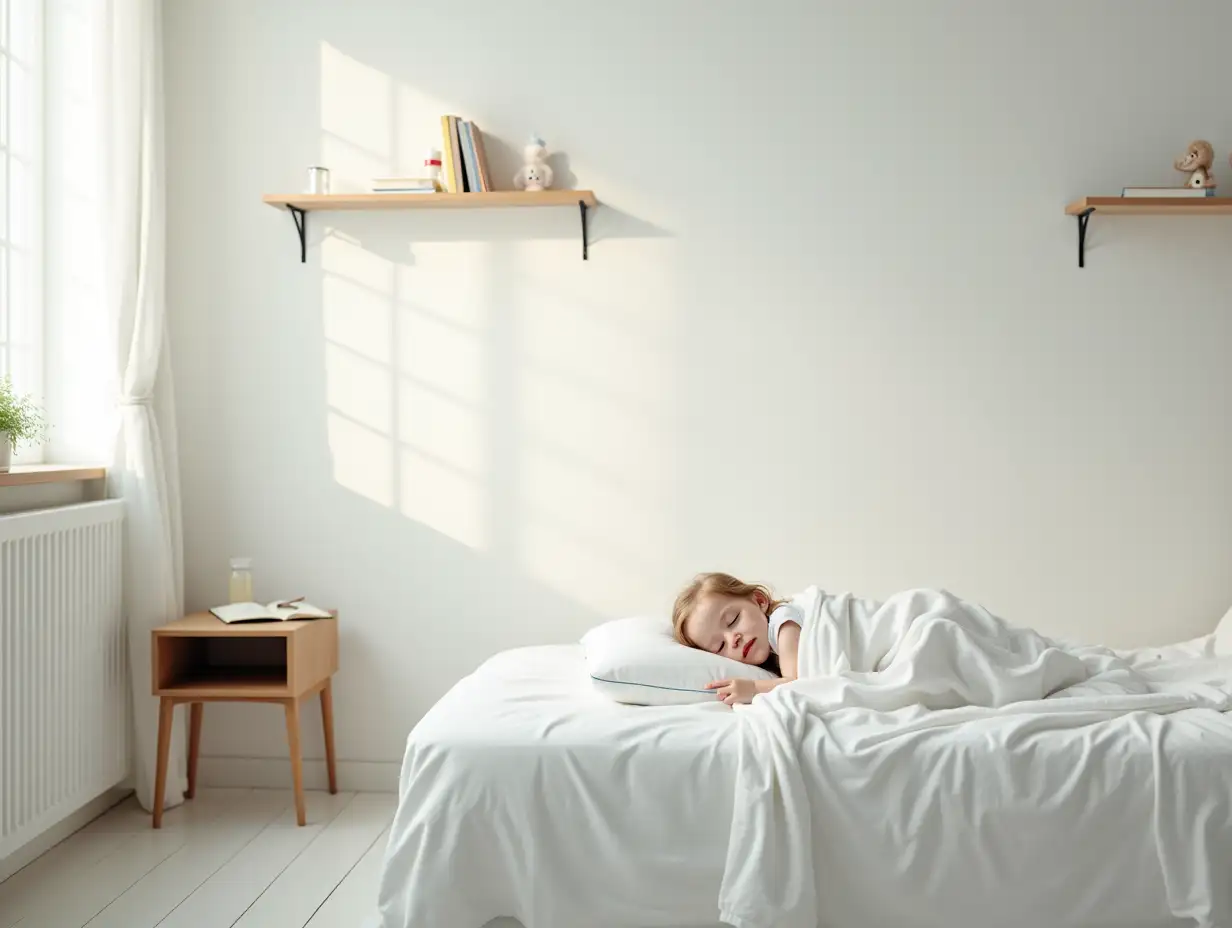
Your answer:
[262,190,600,262]
[1064,196,1232,267]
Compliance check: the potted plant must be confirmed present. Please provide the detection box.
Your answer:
[0,376,48,473]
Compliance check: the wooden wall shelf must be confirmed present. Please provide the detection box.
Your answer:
[262,190,599,262]
[1064,197,1232,267]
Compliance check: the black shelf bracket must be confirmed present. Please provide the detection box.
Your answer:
[1076,206,1094,268]
[579,199,589,260]
[288,206,307,263]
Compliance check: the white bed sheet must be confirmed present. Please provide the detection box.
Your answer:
[377,639,1232,928]
[376,644,739,928]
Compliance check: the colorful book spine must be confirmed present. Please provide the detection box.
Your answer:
[448,116,468,192]
[440,115,459,193]
[470,123,492,192]
[459,121,483,193]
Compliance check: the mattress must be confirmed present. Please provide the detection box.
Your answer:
[377,641,1232,928]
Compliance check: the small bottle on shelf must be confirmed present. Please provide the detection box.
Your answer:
[425,149,442,191]
[228,557,254,603]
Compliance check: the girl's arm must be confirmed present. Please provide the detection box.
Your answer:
[755,621,800,694]
[708,623,802,705]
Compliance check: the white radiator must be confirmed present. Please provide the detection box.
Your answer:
[0,500,127,859]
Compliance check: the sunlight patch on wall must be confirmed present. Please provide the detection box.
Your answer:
[323,243,394,366]
[327,413,394,508]
[513,244,678,613]
[400,449,485,549]
[320,42,458,188]
[322,233,396,508]
[398,381,482,476]
[397,309,484,406]
[394,249,487,327]
[391,252,488,547]
[324,342,391,435]
[319,44,489,552]
[319,43,390,187]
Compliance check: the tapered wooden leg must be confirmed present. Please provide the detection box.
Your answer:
[185,702,203,800]
[284,698,306,826]
[320,679,338,795]
[153,697,175,828]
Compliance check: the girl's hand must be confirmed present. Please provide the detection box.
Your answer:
[706,678,760,706]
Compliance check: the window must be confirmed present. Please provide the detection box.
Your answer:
[0,0,43,463]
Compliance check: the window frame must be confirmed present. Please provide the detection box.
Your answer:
[0,0,45,465]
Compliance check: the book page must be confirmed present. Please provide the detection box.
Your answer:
[266,600,332,620]
[210,602,276,623]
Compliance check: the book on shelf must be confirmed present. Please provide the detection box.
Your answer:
[440,116,460,192]
[469,122,492,192]
[371,176,440,194]
[448,116,468,191]
[439,116,494,193]
[1121,186,1216,198]
[210,597,333,624]
[459,121,483,193]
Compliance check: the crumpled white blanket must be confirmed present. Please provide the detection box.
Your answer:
[719,587,1232,928]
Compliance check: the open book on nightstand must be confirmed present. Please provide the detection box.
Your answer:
[209,597,333,624]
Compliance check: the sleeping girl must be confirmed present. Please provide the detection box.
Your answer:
[670,571,1209,711]
[672,572,801,706]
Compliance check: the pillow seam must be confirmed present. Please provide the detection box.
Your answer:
[589,674,713,694]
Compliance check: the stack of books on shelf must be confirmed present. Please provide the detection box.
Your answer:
[371,176,440,194]
[1121,186,1216,198]
[439,115,492,193]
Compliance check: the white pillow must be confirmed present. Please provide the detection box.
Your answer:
[581,616,777,705]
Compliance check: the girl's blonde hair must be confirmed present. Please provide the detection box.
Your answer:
[672,572,784,648]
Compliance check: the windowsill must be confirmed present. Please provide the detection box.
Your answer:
[0,464,107,488]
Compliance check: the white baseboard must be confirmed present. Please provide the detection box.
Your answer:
[198,756,399,793]
[0,787,131,882]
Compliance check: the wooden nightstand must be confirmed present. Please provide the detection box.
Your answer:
[150,612,339,827]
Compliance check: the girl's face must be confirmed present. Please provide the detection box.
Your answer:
[683,592,772,666]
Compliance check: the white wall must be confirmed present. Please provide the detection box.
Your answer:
[164,0,1232,782]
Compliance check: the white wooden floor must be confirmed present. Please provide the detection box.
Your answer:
[0,788,396,928]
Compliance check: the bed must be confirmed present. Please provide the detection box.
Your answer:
[377,627,1232,928]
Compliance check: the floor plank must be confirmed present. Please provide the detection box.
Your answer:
[78,790,255,835]
[231,793,397,928]
[302,825,390,928]
[0,789,394,928]
[0,831,133,928]
[81,790,293,928]
[8,829,190,928]
[6,789,261,928]
[155,791,356,928]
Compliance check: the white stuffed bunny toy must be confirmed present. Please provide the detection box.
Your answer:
[514,135,553,192]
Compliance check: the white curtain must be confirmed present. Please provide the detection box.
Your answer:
[103,0,186,813]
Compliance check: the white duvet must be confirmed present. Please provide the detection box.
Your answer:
[720,588,1232,928]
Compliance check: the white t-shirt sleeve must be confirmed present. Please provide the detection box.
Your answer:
[767,603,803,654]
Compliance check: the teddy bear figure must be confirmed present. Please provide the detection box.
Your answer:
[514,135,554,192]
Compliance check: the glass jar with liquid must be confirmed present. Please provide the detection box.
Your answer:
[228,557,254,603]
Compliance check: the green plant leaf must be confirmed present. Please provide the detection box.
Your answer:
[0,377,50,449]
